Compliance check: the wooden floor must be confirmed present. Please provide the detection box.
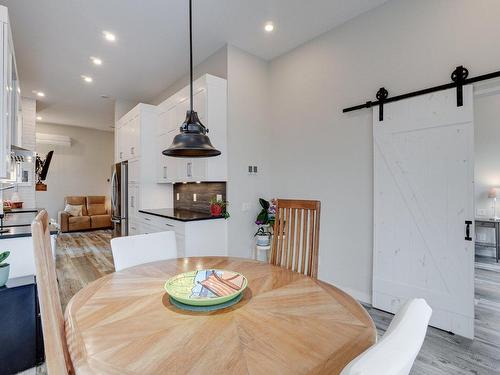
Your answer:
[55,230,115,310]
[34,232,500,374]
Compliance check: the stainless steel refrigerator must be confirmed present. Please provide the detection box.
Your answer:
[111,161,128,237]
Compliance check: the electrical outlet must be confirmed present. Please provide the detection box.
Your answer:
[216,194,222,202]
[253,166,258,173]
[176,193,180,201]
[248,165,253,174]
[193,193,197,202]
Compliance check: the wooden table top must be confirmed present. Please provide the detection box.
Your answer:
[65,257,376,375]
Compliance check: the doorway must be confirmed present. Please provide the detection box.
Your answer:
[472,81,500,349]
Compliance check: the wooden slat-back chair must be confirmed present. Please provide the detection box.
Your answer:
[32,210,74,375]
[270,199,321,278]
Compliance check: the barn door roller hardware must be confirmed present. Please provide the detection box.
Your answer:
[343,65,500,121]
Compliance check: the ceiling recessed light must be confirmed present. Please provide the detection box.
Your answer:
[36,116,42,121]
[32,90,45,97]
[102,31,116,42]
[90,56,102,65]
[81,75,93,83]
[264,22,274,32]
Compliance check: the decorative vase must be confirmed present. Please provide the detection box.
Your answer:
[0,264,10,287]
[210,204,223,216]
[256,234,271,247]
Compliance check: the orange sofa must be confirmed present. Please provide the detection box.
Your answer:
[58,196,112,233]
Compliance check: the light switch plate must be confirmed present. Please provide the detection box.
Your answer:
[216,194,222,202]
[193,193,197,202]
[176,193,180,201]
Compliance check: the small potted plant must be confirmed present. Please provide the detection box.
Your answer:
[209,197,230,219]
[0,251,10,287]
[254,198,277,247]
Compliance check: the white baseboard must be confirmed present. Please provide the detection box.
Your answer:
[334,284,372,305]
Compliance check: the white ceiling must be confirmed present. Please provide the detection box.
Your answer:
[0,0,388,131]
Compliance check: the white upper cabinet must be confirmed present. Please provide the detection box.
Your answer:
[115,105,150,163]
[0,6,21,180]
[155,74,227,183]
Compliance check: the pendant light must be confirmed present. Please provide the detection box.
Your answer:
[162,0,221,158]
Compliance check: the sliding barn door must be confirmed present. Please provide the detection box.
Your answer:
[373,86,474,338]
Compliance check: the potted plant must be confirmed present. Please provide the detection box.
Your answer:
[209,197,230,219]
[254,198,277,247]
[0,251,10,287]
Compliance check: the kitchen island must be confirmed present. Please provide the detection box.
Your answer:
[136,208,227,257]
[0,208,58,278]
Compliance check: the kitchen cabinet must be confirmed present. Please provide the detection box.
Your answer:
[115,107,142,163]
[155,75,227,183]
[176,158,206,181]
[156,132,177,183]
[0,7,20,180]
[0,276,44,375]
[136,211,227,257]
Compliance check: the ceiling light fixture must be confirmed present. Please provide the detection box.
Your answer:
[103,31,116,42]
[36,116,42,121]
[264,22,274,32]
[81,75,93,83]
[163,0,220,158]
[90,56,102,65]
[32,90,45,97]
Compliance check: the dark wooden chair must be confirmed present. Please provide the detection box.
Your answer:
[270,199,321,278]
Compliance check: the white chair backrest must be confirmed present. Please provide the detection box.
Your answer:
[341,299,432,375]
[110,231,177,271]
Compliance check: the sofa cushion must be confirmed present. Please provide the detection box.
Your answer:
[68,216,91,231]
[64,204,83,217]
[87,196,107,216]
[66,196,88,216]
[90,214,111,229]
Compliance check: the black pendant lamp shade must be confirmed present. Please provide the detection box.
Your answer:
[162,0,221,158]
[163,110,220,157]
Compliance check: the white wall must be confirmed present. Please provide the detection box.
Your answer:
[227,45,272,258]
[35,123,114,220]
[114,99,139,122]
[268,0,500,302]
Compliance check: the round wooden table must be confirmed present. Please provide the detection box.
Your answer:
[65,257,376,374]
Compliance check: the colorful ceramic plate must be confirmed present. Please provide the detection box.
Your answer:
[169,293,243,312]
[164,269,248,306]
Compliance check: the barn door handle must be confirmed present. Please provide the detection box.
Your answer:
[465,220,473,241]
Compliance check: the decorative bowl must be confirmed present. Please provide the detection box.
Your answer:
[164,269,247,306]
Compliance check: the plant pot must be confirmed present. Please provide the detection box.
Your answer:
[210,204,223,217]
[0,264,10,287]
[256,234,271,247]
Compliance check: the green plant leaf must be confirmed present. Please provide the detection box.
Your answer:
[259,198,270,210]
[0,251,10,264]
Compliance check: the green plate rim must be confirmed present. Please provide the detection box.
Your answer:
[164,269,248,306]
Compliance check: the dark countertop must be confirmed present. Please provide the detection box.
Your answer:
[0,224,58,239]
[3,208,40,214]
[139,208,224,222]
[0,208,57,239]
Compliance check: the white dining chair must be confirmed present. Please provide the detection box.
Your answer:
[111,231,177,271]
[340,298,432,375]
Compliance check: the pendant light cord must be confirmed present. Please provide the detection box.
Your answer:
[189,0,193,113]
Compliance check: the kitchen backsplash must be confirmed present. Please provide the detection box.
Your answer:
[173,182,226,213]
